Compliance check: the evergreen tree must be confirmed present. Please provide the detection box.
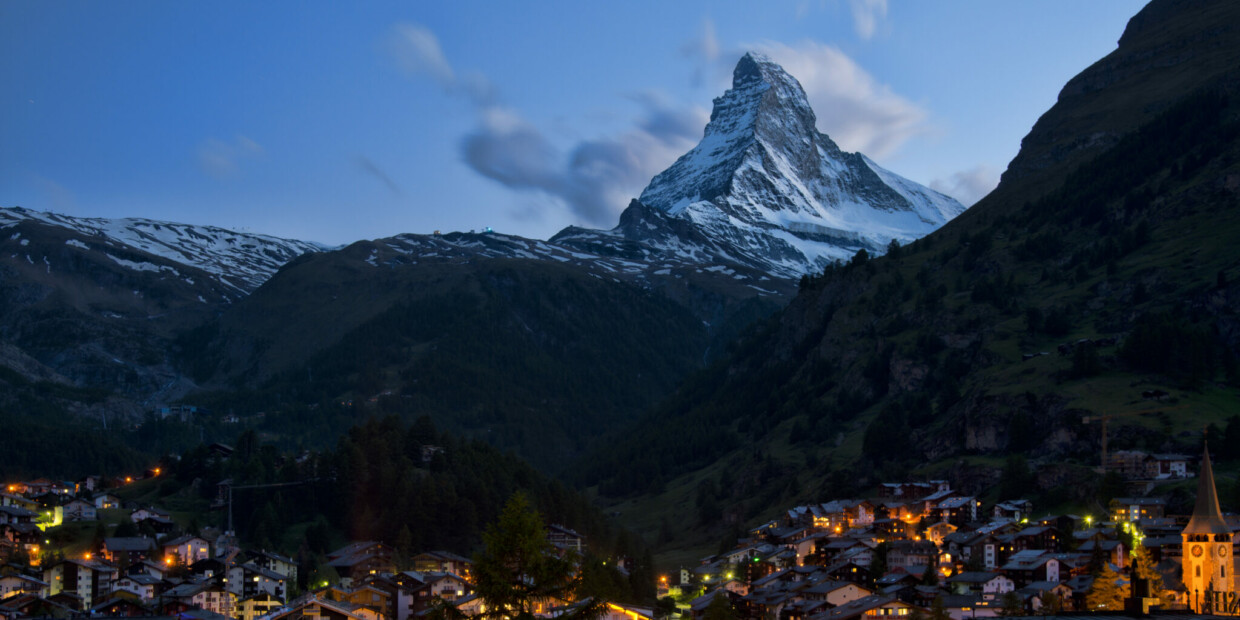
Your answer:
[1039,591,1063,615]
[999,592,1025,616]
[702,593,737,620]
[473,493,601,620]
[928,596,950,620]
[1085,564,1128,611]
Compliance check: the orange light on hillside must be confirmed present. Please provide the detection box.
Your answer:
[154,468,161,475]
[165,557,174,566]
[84,553,92,560]
[125,477,133,484]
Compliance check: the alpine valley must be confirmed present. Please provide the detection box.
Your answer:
[0,51,960,473]
[5,0,1240,569]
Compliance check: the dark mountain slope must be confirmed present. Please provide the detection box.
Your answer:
[0,219,236,411]
[179,243,742,470]
[578,0,1240,558]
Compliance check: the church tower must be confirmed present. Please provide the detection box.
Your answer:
[1182,443,1234,612]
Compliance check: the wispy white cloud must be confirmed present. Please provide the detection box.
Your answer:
[389,22,707,227]
[930,165,1000,206]
[849,0,888,40]
[752,40,928,158]
[387,23,494,105]
[198,135,263,179]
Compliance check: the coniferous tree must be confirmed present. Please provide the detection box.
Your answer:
[1085,564,1128,610]
[473,493,601,620]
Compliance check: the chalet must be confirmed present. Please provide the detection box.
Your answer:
[1148,454,1191,479]
[410,550,471,579]
[1109,497,1168,523]
[102,536,157,564]
[111,573,163,600]
[160,581,236,618]
[886,541,937,570]
[0,494,37,512]
[78,475,104,493]
[0,592,78,618]
[945,572,1015,600]
[132,512,176,534]
[162,534,211,565]
[43,558,119,609]
[0,572,48,598]
[1004,526,1061,554]
[1017,581,1073,613]
[547,524,585,553]
[226,562,288,600]
[992,500,1032,521]
[328,542,396,586]
[937,497,982,526]
[811,593,922,620]
[801,581,874,606]
[93,493,122,510]
[325,582,395,619]
[0,506,37,526]
[90,593,152,617]
[1078,539,1126,569]
[250,548,299,581]
[1000,550,1062,587]
[920,488,961,514]
[821,560,871,584]
[207,443,235,458]
[237,592,283,620]
[390,571,472,620]
[1107,450,1153,479]
[936,594,1000,620]
[925,522,957,547]
[62,498,97,521]
[941,531,1000,570]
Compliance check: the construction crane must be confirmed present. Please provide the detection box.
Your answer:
[1083,404,1189,474]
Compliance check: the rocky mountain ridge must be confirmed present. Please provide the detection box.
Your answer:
[1,206,329,294]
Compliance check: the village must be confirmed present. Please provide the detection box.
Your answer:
[0,446,1231,620]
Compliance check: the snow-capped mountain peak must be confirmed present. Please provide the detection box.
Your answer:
[629,52,965,277]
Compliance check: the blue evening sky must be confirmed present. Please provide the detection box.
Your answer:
[1,1,1142,246]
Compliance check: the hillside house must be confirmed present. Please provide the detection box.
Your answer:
[92,493,122,510]
[162,534,211,565]
[329,542,397,586]
[43,559,118,609]
[1000,550,1062,587]
[815,593,922,620]
[547,524,585,553]
[237,592,283,620]
[1109,497,1168,523]
[0,573,48,598]
[226,562,288,600]
[410,550,472,579]
[102,536,156,564]
[993,500,1032,521]
[945,572,1015,601]
[62,498,97,521]
[937,497,983,526]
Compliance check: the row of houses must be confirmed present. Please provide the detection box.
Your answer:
[677,475,1210,620]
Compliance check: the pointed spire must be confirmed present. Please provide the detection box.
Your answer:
[1184,441,1230,535]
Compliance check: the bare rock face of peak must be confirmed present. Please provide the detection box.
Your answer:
[626,53,965,278]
